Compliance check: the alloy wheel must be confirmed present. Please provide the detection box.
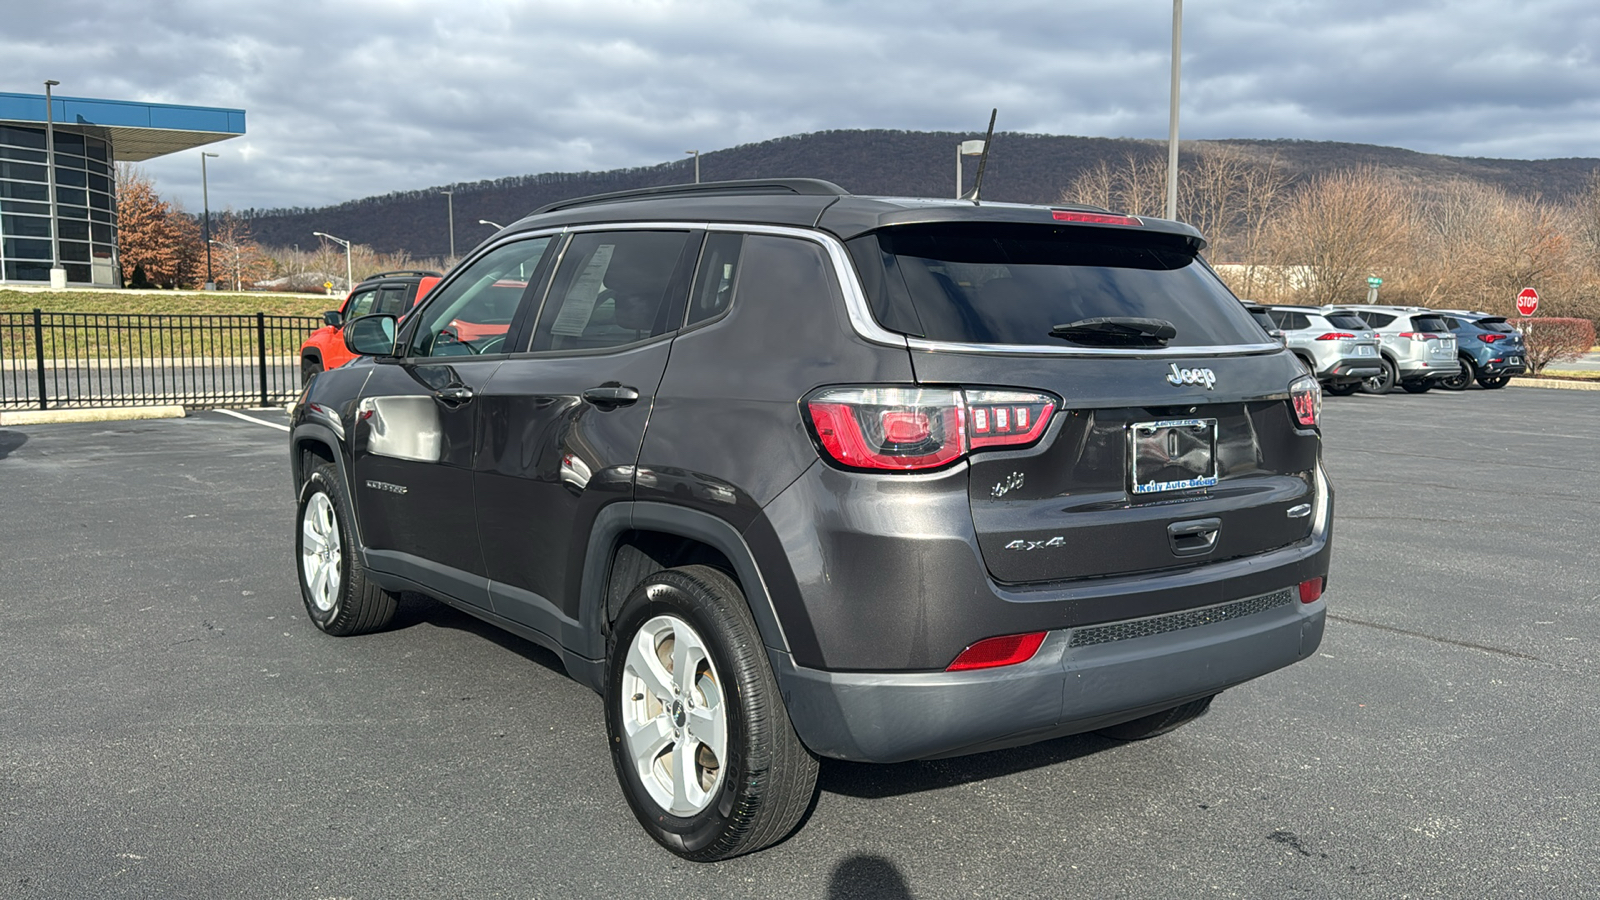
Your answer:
[619,614,729,817]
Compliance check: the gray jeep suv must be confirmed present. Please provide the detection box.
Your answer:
[290,179,1333,860]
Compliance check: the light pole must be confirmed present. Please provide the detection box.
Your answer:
[956,139,985,198]
[1165,0,1183,221]
[209,239,242,291]
[440,190,455,259]
[201,151,220,289]
[313,231,353,295]
[479,218,503,230]
[44,80,66,288]
[685,150,699,184]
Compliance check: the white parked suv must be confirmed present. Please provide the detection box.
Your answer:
[1261,305,1383,396]
[1337,306,1460,394]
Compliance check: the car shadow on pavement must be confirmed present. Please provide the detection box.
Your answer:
[0,430,26,460]
[389,591,570,679]
[819,731,1118,800]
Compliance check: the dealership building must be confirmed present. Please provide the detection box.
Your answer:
[0,90,245,287]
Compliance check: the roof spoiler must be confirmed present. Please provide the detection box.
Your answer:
[533,178,849,215]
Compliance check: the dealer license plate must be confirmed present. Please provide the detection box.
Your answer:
[1508,356,1522,365]
[1130,419,1219,495]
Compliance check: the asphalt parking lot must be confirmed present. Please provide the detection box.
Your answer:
[2,387,1597,899]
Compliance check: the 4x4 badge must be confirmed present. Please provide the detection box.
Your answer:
[1167,363,1217,390]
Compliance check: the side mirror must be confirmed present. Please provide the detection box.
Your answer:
[344,314,398,357]
[322,310,343,328]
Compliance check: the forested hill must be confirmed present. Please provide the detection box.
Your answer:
[241,129,1600,258]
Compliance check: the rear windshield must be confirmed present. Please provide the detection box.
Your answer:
[847,224,1266,348]
[1411,315,1450,332]
[1325,313,1370,330]
[1475,318,1518,333]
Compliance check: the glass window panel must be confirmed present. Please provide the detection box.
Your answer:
[410,236,555,357]
[0,181,49,202]
[59,241,91,262]
[57,168,87,188]
[0,160,48,182]
[84,138,108,161]
[1,199,51,215]
[87,173,110,193]
[58,220,90,241]
[0,145,46,163]
[5,261,52,281]
[64,263,91,283]
[530,231,691,352]
[344,289,378,319]
[59,205,89,220]
[89,208,113,223]
[92,245,114,260]
[54,133,85,155]
[2,214,52,238]
[91,222,113,243]
[0,126,47,150]
[687,233,743,326]
[3,237,52,259]
[88,191,111,210]
[54,153,88,171]
[57,187,87,207]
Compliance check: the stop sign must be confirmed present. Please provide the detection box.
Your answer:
[1516,287,1540,317]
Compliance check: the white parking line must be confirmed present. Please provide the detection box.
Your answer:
[214,408,291,433]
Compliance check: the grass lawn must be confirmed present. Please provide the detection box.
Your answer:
[0,287,337,318]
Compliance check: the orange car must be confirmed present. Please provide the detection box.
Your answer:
[299,270,441,384]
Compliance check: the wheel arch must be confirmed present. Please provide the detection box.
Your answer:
[291,423,366,557]
[578,502,792,684]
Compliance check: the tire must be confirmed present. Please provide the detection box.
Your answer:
[296,461,398,636]
[1400,380,1433,394]
[1324,381,1361,397]
[606,565,819,861]
[1097,695,1216,741]
[1361,357,1396,395]
[1478,374,1511,389]
[301,358,324,388]
[1440,358,1474,391]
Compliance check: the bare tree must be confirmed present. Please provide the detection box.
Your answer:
[1062,150,1167,216]
[1265,167,1413,306]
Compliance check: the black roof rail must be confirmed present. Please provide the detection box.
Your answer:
[532,178,850,215]
[365,270,444,280]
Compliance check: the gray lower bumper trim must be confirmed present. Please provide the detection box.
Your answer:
[771,596,1324,763]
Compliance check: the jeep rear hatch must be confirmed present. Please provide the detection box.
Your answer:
[846,222,1320,587]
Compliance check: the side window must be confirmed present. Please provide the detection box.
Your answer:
[529,230,692,352]
[687,233,744,326]
[1283,312,1311,331]
[344,289,378,320]
[374,284,409,317]
[408,237,553,358]
[1363,312,1396,328]
[1266,309,1290,329]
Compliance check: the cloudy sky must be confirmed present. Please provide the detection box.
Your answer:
[4,0,1597,213]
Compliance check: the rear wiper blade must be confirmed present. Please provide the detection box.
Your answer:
[1049,317,1178,347]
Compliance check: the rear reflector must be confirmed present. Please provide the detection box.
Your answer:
[1299,577,1325,604]
[1051,210,1143,226]
[946,632,1048,671]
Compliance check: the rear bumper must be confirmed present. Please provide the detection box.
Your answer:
[1398,357,1461,380]
[772,593,1325,762]
[1320,354,1382,381]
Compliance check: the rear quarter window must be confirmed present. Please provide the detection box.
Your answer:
[848,224,1266,348]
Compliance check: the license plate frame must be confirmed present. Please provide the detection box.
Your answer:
[1129,418,1219,495]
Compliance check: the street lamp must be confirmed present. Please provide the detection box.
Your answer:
[956,139,984,198]
[201,151,220,290]
[1165,0,1183,220]
[209,239,242,291]
[685,150,699,184]
[312,231,353,296]
[479,219,503,230]
[43,80,66,288]
[440,190,455,259]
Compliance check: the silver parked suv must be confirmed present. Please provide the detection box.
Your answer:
[1262,305,1383,396]
[1338,306,1460,394]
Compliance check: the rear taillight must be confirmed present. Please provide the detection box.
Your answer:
[1479,334,1506,343]
[946,631,1048,671]
[1398,332,1437,342]
[803,386,1058,471]
[1315,332,1357,341]
[1290,375,1321,428]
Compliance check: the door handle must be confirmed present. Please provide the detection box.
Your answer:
[435,385,475,402]
[582,385,640,407]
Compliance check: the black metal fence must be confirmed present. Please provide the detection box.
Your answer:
[0,309,321,410]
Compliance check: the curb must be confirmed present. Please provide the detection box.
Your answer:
[0,405,187,426]
[1509,378,1600,392]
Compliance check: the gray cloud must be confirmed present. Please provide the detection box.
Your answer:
[3,0,1596,214]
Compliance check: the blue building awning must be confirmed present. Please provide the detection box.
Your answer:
[0,92,246,161]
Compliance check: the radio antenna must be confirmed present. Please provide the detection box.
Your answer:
[966,109,998,205]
